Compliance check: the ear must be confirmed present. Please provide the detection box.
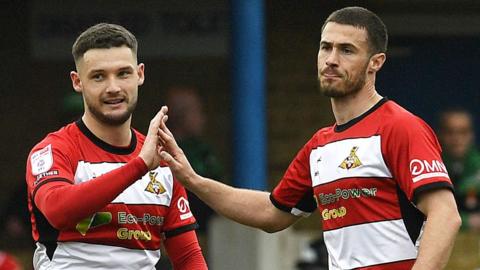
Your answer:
[368,53,386,73]
[137,63,145,86]
[70,71,83,93]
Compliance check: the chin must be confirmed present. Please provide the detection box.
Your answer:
[320,87,346,98]
[107,115,131,126]
[95,111,131,126]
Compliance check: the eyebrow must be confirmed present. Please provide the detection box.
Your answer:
[320,41,356,48]
[87,66,134,75]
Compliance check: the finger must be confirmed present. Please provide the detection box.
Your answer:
[158,126,179,149]
[159,115,174,138]
[148,106,170,139]
[153,106,167,122]
[159,151,177,167]
[157,134,166,147]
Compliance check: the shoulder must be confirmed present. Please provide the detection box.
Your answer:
[381,101,433,135]
[29,123,79,156]
[27,123,79,176]
[308,125,335,146]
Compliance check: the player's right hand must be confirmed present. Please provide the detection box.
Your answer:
[139,106,168,170]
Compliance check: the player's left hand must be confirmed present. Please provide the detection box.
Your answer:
[157,114,198,188]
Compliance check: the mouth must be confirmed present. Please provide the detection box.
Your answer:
[322,74,341,79]
[321,70,342,78]
[103,98,125,105]
[320,74,342,82]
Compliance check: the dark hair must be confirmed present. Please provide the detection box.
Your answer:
[322,6,388,54]
[72,23,138,63]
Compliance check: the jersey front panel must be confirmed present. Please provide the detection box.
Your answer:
[26,121,197,270]
[271,99,453,270]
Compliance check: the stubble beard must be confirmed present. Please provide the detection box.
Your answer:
[87,97,137,126]
[318,63,368,98]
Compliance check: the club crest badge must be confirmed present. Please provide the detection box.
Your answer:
[145,171,166,195]
[339,146,362,170]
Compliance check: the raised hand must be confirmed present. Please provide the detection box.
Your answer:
[157,112,198,187]
[138,106,169,170]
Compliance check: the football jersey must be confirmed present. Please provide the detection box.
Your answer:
[26,120,198,270]
[271,98,453,270]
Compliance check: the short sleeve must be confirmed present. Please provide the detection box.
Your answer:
[271,140,317,217]
[26,137,76,198]
[162,180,198,238]
[384,115,453,203]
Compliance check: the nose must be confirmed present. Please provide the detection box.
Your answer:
[106,77,121,93]
[325,48,339,67]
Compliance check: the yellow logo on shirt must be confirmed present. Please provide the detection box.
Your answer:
[117,228,152,241]
[322,207,347,220]
[145,171,166,195]
[339,146,362,170]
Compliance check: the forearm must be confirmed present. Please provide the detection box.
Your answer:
[34,157,148,229]
[187,175,289,232]
[413,202,461,269]
[157,122,298,232]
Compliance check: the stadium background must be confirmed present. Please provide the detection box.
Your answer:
[0,0,479,269]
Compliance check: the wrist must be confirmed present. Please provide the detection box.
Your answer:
[138,153,152,170]
[182,171,204,190]
[134,156,149,173]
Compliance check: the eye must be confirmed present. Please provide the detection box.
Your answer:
[320,43,331,51]
[118,70,132,78]
[341,47,354,54]
[91,74,104,81]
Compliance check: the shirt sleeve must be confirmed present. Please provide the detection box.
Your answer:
[270,139,317,217]
[384,115,453,203]
[26,137,149,229]
[164,230,207,270]
[26,139,75,194]
[162,179,199,238]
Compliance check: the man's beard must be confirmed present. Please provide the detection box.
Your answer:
[319,63,368,98]
[87,97,137,126]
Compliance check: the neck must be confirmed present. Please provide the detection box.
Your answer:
[81,114,132,147]
[331,80,383,125]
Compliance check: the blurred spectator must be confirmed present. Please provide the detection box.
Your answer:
[164,85,224,232]
[154,85,224,269]
[0,251,23,270]
[0,185,30,249]
[438,108,480,231]
[296,237,328,270]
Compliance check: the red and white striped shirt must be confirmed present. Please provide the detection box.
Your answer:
[271,98,453,270]
[26,120,202,270]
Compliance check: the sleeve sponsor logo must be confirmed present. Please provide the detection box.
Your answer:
[31,144,53,175]
[409,159,449,183]
[34,170,59,185]
[177,197,193,220]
